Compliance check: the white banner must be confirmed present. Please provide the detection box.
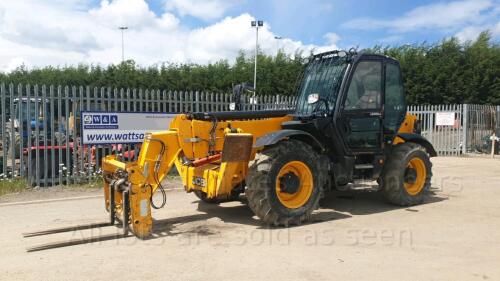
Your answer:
[81,112,176,144]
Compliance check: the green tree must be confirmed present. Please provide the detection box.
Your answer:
[1,31,499,105]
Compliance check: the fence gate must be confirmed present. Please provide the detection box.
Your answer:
[408,105,464,156]
[408,104,499,156]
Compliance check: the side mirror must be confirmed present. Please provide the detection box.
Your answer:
[307,93,319,104]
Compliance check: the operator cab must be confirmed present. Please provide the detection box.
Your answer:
[284,50,408,186]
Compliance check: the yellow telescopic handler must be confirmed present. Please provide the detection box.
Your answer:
[24,50,436,251]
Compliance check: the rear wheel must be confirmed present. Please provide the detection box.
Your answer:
[381,142,432,206]
[246,140,325,226]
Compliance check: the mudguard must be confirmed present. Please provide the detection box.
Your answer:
[254,129,325,151]
[397,133,438,157]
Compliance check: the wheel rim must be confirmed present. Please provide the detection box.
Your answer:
[275,161,313,209]
[404,157,426,195]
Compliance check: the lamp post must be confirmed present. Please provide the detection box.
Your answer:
[118,26,128,63]
[251,20,263,91]
[274,36,283,55]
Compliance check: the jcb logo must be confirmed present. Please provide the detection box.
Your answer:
[192,177,206,187]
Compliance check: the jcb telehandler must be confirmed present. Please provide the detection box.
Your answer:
[24,50,436,250]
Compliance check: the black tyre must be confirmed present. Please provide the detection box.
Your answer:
[381,142,432,206]
[245,140,326,226]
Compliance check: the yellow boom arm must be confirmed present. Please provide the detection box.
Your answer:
[102,113,291,237]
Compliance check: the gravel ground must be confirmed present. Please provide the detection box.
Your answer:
[1,156,499,281]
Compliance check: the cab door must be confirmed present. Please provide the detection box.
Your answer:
[383,61,407,141]
[338,59,384,154]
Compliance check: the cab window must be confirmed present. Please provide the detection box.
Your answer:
[344,61,382,110]
[384,63,406,132]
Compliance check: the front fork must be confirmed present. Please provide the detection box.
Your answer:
[105,168,153,239]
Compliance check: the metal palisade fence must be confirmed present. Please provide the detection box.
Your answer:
[0,83,296,186]
[0,82,498,186]
[408,104,499,156]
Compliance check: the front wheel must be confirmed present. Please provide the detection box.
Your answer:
[245,140,326,226]
[380,142,432,206]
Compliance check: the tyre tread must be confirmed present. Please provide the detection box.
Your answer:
[246,140,326,226]
[381,142,433,206]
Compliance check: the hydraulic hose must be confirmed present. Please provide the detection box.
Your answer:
[147,138,167,209]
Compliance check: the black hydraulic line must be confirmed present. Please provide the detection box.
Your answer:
[22,222,113,238]
[151,175,167,209]
[186,109,292,121]
[26,233,129,252]
[147,138,167,209]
